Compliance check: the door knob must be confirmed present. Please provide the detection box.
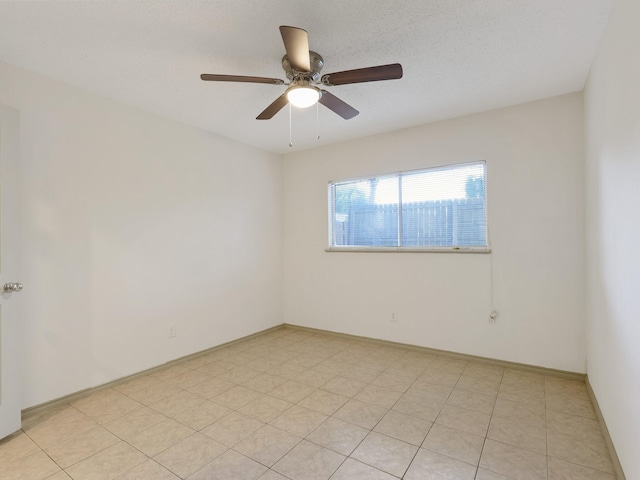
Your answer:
[3,282,23,293]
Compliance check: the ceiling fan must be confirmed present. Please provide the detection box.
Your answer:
[200,26,403,120]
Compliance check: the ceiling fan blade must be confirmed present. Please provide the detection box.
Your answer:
[256,94,289,120]
[279,26,311,72]
[321,63,403,86]
[200,74,284,85]
[318,90,359,120]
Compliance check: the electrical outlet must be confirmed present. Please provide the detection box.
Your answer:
[168,323,177,338]
[391,312,398,323]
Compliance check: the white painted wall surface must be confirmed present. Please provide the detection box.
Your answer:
[0,63,283,408]
[283,94,585,373]
[584,0,640,476]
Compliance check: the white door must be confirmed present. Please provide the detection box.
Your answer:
[0,104,22,439]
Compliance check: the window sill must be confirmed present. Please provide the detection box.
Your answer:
[325,246,491,254]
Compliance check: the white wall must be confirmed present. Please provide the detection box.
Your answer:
[584,0,640,477]
[283,93,585,373]
[0,63,283,408]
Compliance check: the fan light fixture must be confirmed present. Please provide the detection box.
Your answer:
[286,85,321,108]
[200,26,403,121]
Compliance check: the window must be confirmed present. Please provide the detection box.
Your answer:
[328,161,488,251]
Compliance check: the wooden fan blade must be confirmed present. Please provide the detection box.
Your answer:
[256,94,289,120]
[200,74,284,85]
[318,90,359,119]
[321,63,403,86]
[279,26,311,72]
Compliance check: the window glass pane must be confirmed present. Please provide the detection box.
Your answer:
[332,176,398,246]
[401,163,486,247]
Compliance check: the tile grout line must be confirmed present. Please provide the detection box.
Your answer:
[474,367,506,480]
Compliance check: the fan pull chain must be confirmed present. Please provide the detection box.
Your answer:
[289,103,293,147]
[316,102,320,140]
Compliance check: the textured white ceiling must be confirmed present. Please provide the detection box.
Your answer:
[0,0,612,154]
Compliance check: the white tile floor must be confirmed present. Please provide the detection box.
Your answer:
[0,327,617,479]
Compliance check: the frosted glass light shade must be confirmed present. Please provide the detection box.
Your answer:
[286,86,320,108]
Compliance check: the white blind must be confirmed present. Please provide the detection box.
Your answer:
[329,161,487,249]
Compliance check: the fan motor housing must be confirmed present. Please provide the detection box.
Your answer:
[282,51,324,83]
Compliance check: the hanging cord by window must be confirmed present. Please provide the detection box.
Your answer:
[289,103,293,147]
[487,227,497,323]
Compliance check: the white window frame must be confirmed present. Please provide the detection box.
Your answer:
[327,161,490,253]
